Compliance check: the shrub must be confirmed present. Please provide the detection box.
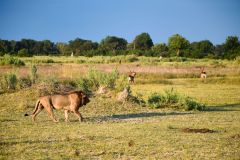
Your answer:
[147,93,165,108]
[126,55,139,62]
[128,92,146,107]
[4,73,18,90]
[164,88,180,104]
[0,54,25,66]
[115,75,129,92]
[86,67,119,90]
[76,77,92,94]
[30,64,38,84]
[183,97,206,111]
[147,88,205,111]
[18,76,32,89]
[45,59,55,63]
[106,68,119,88]
[38,77,77,96]
[17,49,31,57]
[235,56,240,64]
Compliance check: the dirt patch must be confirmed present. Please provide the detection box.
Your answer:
[181,128,216,133]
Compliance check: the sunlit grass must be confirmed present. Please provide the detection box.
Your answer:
[132,78,240,105]
[1,58,240,159]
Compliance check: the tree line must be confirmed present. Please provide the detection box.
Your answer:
[0,33,240,59]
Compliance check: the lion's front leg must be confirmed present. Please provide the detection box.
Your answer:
[73,110,83,122]
[64,110,70,122]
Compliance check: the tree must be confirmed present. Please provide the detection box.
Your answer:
[69,38,98,55]
[56,42,71,55]
[0,40,11,54]
[168,34,190,56]
[223,36,240,59]
[224,36,239,51]
[190,40,214,58]
[17,48,29,57]
[133,33,153,50]
[152,43,169,57]
[100,36,127,51]
[213,44,224,58]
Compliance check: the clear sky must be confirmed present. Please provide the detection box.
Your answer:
[0,0,240,44]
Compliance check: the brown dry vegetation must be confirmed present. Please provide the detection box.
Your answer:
[1,63,239,80]
[0,57,240,159]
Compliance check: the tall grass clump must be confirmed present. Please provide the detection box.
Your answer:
[0,72,18,91]
[76,77,92,94]
[86,67,119,90]
[115,74,129,92]
[30,64,38,84]
[235,56,240,64]
[0,54,25,66]
[147,88,205,111]
[37,76,77,96]
[183,97,206,111]
[18,76,32,89]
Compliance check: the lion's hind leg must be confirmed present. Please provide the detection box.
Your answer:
[44,104,59,122]
[32,103,44,122]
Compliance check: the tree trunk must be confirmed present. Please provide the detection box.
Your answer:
[176,49,180,56]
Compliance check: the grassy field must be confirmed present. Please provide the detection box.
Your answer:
[0,56,240,159]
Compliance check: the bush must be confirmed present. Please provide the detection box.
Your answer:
[45,59,55,63]
[164,88,180,104]
[106,68,119,88]
[18,76,32,89]
[147,93,165,108]
[86,67,119,90]
[115,75,129,92]
[38,77,76,96]
[17,49,31,57]
[1,73,18,90]
[30,64,38,84]
[128,92,146,107]
[0,54,25,66]
[235,56,240,64]
[126,55,139,62]
[147,89,205,111]
[183,97,206,111]
[76,77,92,94]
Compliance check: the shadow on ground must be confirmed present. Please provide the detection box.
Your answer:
[206,103,240,112]
[84,111,193,123]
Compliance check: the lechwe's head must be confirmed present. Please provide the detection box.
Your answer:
[129,71,136,77]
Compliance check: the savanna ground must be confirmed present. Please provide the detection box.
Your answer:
[0,56,240,159]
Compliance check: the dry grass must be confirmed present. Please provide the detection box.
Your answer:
[0,57,240,159]
[0,63,239,81]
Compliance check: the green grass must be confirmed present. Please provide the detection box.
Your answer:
[18,55,239,66]
[1,59,240,159]
[131,78,240,105]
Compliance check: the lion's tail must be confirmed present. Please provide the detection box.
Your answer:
[24,100,40,117]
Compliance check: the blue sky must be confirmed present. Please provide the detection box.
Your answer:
[0,0,240,44]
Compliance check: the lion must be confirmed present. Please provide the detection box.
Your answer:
[24,91,90,122]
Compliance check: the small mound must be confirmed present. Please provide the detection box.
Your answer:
[230,134,240,139]
[181,128,215,133]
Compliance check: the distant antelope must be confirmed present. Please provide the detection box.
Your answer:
[200,67,207,81]
[128,71,136,83]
